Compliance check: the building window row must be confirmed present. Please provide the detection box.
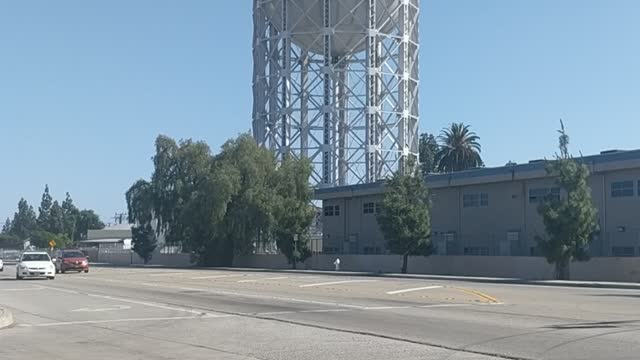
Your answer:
[463,193,489,208]
[363,202,383,215]
[529,187,561,204]
[611,180,635,198]
[324,205,340,217]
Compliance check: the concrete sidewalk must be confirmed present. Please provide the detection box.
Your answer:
[0,307,14,330]
[219,267,640,290]
[91,263,640,290]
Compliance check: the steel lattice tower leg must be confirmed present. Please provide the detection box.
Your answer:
[252,0,420,187]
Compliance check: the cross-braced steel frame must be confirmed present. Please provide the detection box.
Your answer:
[253,0,419,187]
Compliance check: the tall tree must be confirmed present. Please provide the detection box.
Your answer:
[435,123,484,172]
[74,210,105,241]
[46,201,65,234]
[61,192,80,240]
[9,198,38,240]
[132,224,158,264]
[536,121,599,280]
[2,218,11,234]
[419,133,439,176]
[272,157,316,269]
[376,164,432,274]
[37,185,53,229]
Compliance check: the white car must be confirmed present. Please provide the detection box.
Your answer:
[16,251,55,280]
[0,258,3,272]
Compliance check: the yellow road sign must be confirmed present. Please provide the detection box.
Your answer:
[49,240,56,248]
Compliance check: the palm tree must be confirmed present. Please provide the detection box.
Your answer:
[435,123,484,173]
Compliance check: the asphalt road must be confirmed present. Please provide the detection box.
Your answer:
[0,266,639,360]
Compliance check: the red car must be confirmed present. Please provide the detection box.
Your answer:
[54,249,89,273]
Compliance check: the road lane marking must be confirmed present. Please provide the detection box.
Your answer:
[299,280,377,288]
[87,294,217,316]
[299,309,350,313]
[18,314,230,327]
[190,274,245,280]
[0,287,44,292]
[363,306,411,310]
[237,279,258,283]
[72,305,132,312]
[420,304,471,308]
[386,286,443,295]
[36,285,79,294]
[264,277,289,280]
[452,287,500,304]
[149,272,190,277]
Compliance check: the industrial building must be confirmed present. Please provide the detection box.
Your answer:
[315,149,640,257]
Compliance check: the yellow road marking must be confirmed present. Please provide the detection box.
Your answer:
[452,287,500,304]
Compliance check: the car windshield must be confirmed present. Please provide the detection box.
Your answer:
[22,254,50,262]
[63,251,85,258]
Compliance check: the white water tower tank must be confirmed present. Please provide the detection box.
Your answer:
[253,0,420,187]
[262,0,401,56]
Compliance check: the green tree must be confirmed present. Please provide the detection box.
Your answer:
[0,233,21,249]
[9,198,38,239]
[132,224,158,264]
[272,157,315,269]
[37,185,53,229]
[74,210,105,241]
[536,121,599,280]
[46,201,65,234]
[61,192,80,240]
[435,123,484,172]
[30,230,71,250]
[2,218,11,234]
[419,132,439,176]
[376,165,432,274]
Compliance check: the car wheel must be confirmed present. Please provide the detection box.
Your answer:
[48,277,55,280]
[84,269,89,273]
[60,268,65,274]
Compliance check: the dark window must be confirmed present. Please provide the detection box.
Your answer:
[611,246,635,257]
[334,205,340,216]
[375,203,383,214]
[363,202,375,214]
[463,193,488,208]
[529,187,561,203]
[611,181,634,198]
[323,206,334,217]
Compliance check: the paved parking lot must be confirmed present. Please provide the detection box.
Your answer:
[1,266,639,359]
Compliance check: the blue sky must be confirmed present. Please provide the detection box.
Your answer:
[1,0,639,223]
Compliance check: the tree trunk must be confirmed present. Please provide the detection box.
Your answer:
[401,253,409,274]
[555,260,570,280]
[292,261,297,270]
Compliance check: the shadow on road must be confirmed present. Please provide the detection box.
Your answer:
[545,320,640,330]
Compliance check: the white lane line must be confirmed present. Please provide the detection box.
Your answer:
[19,314,229,328]
[87,294,216,316]
[149,272,190,277]
[299,280,377,288]
[0,287,44,292]
[255,311,296,316]
[190,274,245,280]
[237,279,258,283]
[72,305,132,312]
[363,306,411,310]
[264,277,288,280]
[299,309,350,313]
[36,285,79,294]
[177,287,367,309]
[420,304,471,308]
[386,286,443,295]
[141,282,160,287]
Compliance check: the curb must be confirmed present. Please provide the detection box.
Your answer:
[216,267,640,291]
[0,307,14,330]
[91,264,640,291]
